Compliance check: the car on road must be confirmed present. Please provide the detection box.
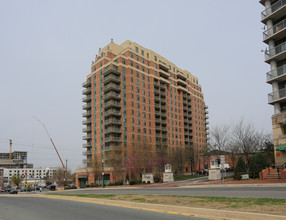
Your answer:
[9,189,18,194]
[196,169,209,175]
[0,189,4,193]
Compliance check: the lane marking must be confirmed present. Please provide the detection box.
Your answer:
[41,195,223,220]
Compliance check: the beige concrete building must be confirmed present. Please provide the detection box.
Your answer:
[261,0,286,166]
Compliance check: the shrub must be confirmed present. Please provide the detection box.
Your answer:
[249,153,269,178]
[154,173,162,183]
[147,181,150,184]
[235,157,247,174]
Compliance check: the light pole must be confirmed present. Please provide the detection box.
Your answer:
[101,159,104,188]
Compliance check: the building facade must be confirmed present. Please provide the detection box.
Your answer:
[261,0,286,166]
[0,151,33,169]
[3,167,57,187]
[78,40,209,186]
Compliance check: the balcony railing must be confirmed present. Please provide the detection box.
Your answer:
[104,127,121,133]
[263,19,286,40]
[82,110,91,117]
[83,143,92,148]
[82,95,91,102]
[82,134,92,140]
[104,119,121,125]
[261,0,286,20]
[265,41,286,60]
[82,79,91,88]
[103,110,121,117]
[268,88,286,103]
[266,64,286,82]
[82,88,91,95]
[102,65,121,75]
[103,74,121,83]
[103,101,121,108]
[104,137,122,143]
[82,150,92,156]
[82,103,92,110]
[82,118,92,125]
[103,83,121,91]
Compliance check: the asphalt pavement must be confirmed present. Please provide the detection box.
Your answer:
[0,197,212,220]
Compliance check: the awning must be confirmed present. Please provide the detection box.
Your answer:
[78,175,88,179]
[276,145,286,151]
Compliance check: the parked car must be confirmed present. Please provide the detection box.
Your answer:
[5,189,11,192]
[9,189,18,194]
[196,169,209,175]
[0,189,5,193]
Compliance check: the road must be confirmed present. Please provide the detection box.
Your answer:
[51,186,286,199]
[0,197,212,220]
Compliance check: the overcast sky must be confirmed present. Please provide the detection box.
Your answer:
[0,1,270,171]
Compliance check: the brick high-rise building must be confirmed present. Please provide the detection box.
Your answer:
[261,0,286,166]
[77,40,209,186]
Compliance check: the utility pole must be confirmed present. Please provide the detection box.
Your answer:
[9,139,12,160]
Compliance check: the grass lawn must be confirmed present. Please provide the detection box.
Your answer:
[51,193,286,216]
[173,175,203,181]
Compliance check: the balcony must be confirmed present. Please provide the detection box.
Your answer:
[83,143,92,148]
[159,69,170,78]
[261,0,286,23]
[103,74,121,84]
[82,118,92,125]
[265,42,286,63]
[263,19,286,43]
[158,60,169,71]
[82,102,92,110]
[205,110,209,114]
[82,150,92,156]
[104,119,122,125]
[154,81,159,87]
[82,79,91,88]
[154,88,160,94]
[102,66,121,76]
[82,87,91,95]
[155,110,161,115]
[177,85,188,92]
[177,79,187,87]
[82,127,91,132]
[83,159,93,164]
[82,110,91,117]
[161,112,167,117]
[206,126,209,130]
[103,92,121,100]
[103,110,121,117]
[268,88,286,104]
[266,64,286,83]
[177,72,187,80]
[82,95,91,102]
[82,134,92,140]
[104,137,122,143]
[205,116,209,119]
[103,83,121,92]
[104,101,121,108]
[104,127,122,134]
[205,105,208,109]
[103,145,122,152]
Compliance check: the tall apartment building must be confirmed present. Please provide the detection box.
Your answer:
[261,0,286,166]
[78,40,209,185]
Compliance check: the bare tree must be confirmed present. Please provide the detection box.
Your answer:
[210,125,231,150]
[232,120,268,167]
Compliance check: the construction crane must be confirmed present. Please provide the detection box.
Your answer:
[33,116,65,169]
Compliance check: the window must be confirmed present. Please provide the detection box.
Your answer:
[136,87,140,92]
[122,58,125,64]
[147,53,149,58]
[131,93,134,98]
[154,64,157,68]
[142,74,145,80]
[143,120,146,126]
[137,103,140,108]
[130,69,133,74]
[136,64,139,69]
[131,118,134,123]
[136,71,139,77]
[131,109,134,115]
[137,119,140,124]
[130,52,133,58]
[135,47,139,53]
[132,126,134,131]
[130,61,133,66]
[136,55,139,61]
[137,95,140,101]
[142,66,145,72]
[131,85,133,90]
[141,50,144,56]
[138,127,141,133]
[131,101,134,107]
[143,112,146,118]
[142,81,145,87]
[131,76,133,82]
[136,79,139,85]
[142,89,145,95]
[137,111,140,116]
[154,56,157,61]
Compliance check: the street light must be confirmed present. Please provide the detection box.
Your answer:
[101,159,104,188]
